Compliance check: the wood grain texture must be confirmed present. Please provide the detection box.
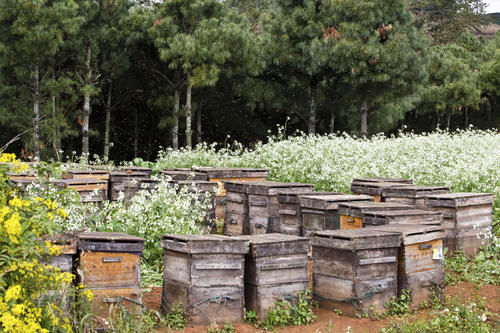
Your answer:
[79,251,140,288]
[89,287,142,324]
[362,209,443,226]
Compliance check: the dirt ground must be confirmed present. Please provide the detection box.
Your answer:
[142,282,499,333]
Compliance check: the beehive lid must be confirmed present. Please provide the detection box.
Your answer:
[365,224,445,245]
[77,232,144,252]
[351,177,413,184]
[382,185,449,198]
[52,178,107,187]
[224,180,249,193]
[246,181,313,195]
[425,193,495,208]
[193,167,269,179]
[173,180,218,192]
[119,166,153,174]
[42,233,77,254]
[160,170,208,181]
[337,202,414,217]
[350,181,414,196]
[236,233,308,257]
[64,170,109,175]
[109,171,150,180]
[161,234,249,254]
[311,229,401,250]
[277,191,343,204]
[7,172,37,180]
[300,194,373,210]
[363,209,442,218]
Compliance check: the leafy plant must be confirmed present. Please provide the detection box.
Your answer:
[165,303,187,330]
[244,309,258,324]
[384,289,412,316]
[207,321,235,333]
[257,290,316,329]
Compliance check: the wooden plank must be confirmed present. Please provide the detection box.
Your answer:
[89,287,142,325]
[300,194,373,210]
[245,254,308,285]
[351,181,414,197]
[161,234,249,254]
[337,202,414,218]
[352,177,413,184]
[425,193,495,208]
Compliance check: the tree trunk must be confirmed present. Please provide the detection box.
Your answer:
[308,80,317,135]
[446,108,452,130]
[51,70,60,161]
[464,107,469,128]
[436,114,440,129]
[185,72,193,148]
[360,94,368,137]
[82,45,92,158]
[197,102,202,144]
[329,111,335,134]
[172,89,179,149]
[134,109,139,158]
[33,65,40,162]
[104,82,112,162]
[487,99,492,124]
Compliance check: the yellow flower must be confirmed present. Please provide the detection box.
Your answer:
[0,153,16,163]
[4,212,22,243]
[44,241,61,256]
[56,208,67,219]
[47,212,54,220]
[4,285,21,302]
[82,289,93,302]
[8,197,29,209]
[11,304,25,316]
[0,206,10,221]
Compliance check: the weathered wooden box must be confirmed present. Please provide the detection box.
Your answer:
[224,181,249,236]
[337,202,414,230]
[366,224,445,309]
[246,181,314,234]
[237,234,309,319]
[63,170,110,181]
[7,172,37,181]
[350,181,414,203]
[351,177,414,184]
[362,209,443,227]
[300,194,373,237]
[383,185,450,209]
[109,171,151,201]
[193,167,269,220]
[160,169,208,181]
[77,232,145,321]
[425,193,495,256]
[53,178,108,203]
[277,191,342,236]
[160,234,249,325]
[311,229,400,316]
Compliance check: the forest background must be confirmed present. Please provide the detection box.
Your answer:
[1,0,500,162]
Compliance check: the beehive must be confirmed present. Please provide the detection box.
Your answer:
[350,181,414,203]
[237,234,309,319]
[109,171,151,201]
[311,229,400,316]
[161,234,249,325]
[77,232,144,323]
[193,167,269,220]
[362,209,443,227]
[300,194,373,237]
[351,177,414,184]
[425,193,495,256]
[224,181,249,236]
[277,191,343,236]
[119,166,153,176]
[62,170,110,181]
[7,172,37,181]
[53,178,108,203]
[365,224,445,309]
[246,181,314,234]
[383,185,449,209]
[337,202,414,230]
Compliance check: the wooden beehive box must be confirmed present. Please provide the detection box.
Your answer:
[246,181,314,234]
[224,181,249,236]
[383,185,450,209]
[311,229,400,316]
[350,181,414,203]
[160,234,249,325]
[119,166,153,176]
[236,234,309,319]
[53,178,108,203]
[62,170,110,181]
[362,209,443,227]
[300,194,373,237]
[109,171,151,201]
[171,180,218,193]
[351,177,414,184]
[337,202,414,230]
[425,193,495,256]
[7,172,37,181]
[193,167,269,220]
[277,191,343,236]
[365,224,446,309]
[77,232,145,322]
[160,169,208,181]
[10,178,38,196]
